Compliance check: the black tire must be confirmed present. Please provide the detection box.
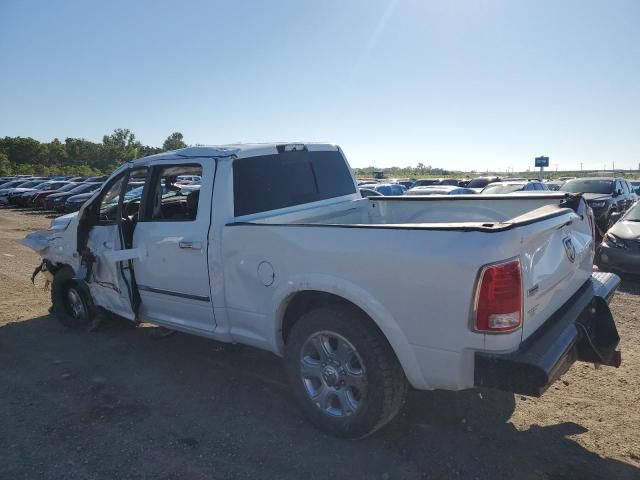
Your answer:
[51,266,94,330]
[284,304,408,439]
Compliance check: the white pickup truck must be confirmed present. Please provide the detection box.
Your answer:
[24,143,621,438]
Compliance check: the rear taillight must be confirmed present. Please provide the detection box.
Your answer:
[475,258,522,332]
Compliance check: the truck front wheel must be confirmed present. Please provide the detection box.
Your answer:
[284,304,408,439]
[51,266,94,330]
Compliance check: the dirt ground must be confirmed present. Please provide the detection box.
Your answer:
[0,208,639,480]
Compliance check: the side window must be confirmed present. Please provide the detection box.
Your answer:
[140,164,202,221]
[97,167,148,224]
[123,168,148,218]
[98,177,125,224]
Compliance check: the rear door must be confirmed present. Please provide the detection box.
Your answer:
[132,159,216,332]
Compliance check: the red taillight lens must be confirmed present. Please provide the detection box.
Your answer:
[475,259,522,332]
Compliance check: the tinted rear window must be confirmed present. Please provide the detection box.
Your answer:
[467,178,492,188]
[233,150,356,216]
[560,179,614,194]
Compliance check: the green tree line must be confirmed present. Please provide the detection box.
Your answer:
[0,129,187,177]
[352,163,460,179]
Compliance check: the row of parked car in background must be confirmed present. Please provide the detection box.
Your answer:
[359,176,640,198]
[3,172,640,277]
[0,174,202,213]
[359,175,640,276]
[0,175,107,212]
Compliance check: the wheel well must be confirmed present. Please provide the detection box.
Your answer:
[45,260,68,275]
[281,291,377,345]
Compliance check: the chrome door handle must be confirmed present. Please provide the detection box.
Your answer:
[178,241,202,249]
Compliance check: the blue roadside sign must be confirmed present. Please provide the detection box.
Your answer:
[535,156,549,167]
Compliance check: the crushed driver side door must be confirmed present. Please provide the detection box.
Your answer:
[76,165,146,320]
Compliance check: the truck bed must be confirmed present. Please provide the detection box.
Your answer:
[225,193,593,374]
[242,193,574,231]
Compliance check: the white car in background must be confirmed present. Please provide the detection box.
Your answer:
[358,183,407,195]
[481,180,549,194]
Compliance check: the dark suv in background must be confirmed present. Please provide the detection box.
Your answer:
[560,177,637,233]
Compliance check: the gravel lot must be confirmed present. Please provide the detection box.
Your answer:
[0,208,639,480]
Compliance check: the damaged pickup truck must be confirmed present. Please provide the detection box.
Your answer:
[23,143,622,438]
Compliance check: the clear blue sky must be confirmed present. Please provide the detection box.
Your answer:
[1,0,639,171]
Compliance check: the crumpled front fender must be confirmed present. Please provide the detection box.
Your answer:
[22,229,51,255]
[22,227,81,273]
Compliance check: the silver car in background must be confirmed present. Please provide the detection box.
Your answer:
[596,201,640,275]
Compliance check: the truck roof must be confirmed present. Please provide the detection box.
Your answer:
[137,143,339,163]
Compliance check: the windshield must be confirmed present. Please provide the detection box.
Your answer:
[125,186,144,199]
[56,182,81,192]
[467,178,492,188]
[561,179,613,194]
[16,180,42,188]
[624,202,640,221]
[1,180,25,189]
[481,184,524,194]
[38,182,66,191]
[413,179,439,187]
[66,183,99,195]
[439,179,459,186]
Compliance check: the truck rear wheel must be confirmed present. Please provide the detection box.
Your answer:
[51,267,94,330]
[284,304,408,439]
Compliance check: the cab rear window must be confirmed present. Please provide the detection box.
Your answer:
[233,150,356,216]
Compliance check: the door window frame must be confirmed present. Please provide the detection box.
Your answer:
[89,167,150,226]
[138,162,203,223]
[81,169,129,227]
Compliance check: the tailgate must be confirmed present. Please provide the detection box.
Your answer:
[519,199,595,341]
